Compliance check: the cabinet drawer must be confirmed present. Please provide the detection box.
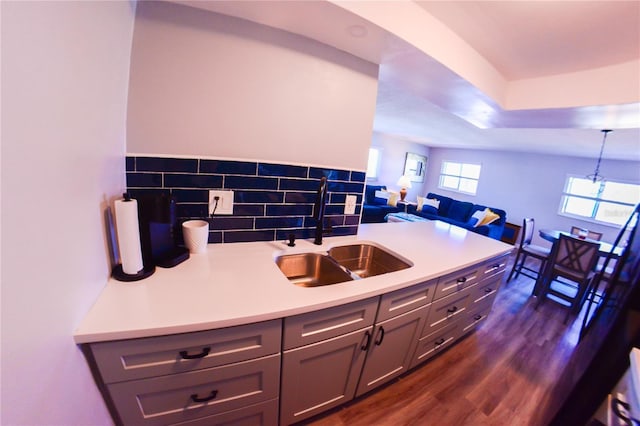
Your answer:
[283,297,378,350]
[469,275,501,306]
[422,289,471,337]
[433,265,480,300]
[481,254,509,282]
[410,322,459,368]
[169,398,278,426]
[91,319,281,383]
[461,301,493,336]
[108,354,280,426]
[376,279,436,322]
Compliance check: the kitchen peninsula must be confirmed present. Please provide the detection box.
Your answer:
[75,221,512,425]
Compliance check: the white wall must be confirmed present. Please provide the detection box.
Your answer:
[127,1,379,172]
[1,2,135,424]
[424,148,640,245]
[370,132,430,201]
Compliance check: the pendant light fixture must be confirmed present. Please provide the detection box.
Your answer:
[587,129,612,183]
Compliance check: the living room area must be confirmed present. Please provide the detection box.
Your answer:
[364,130,640,247]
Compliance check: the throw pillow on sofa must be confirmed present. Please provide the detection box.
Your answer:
[477,208,500,226]
[424,198,440,209]
[387,191,399,207]
[467,209,487,227]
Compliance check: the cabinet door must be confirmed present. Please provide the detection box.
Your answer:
[355,305,428,397]
[280,327,371,425]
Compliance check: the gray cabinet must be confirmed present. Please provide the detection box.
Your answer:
[461,254,508,335]
[356,304,428,397]
[89,320,282,426]
[280,298,378,425]
[280,281,435,424]
[85,257,507,426]
[280,328,370,425]
[108,355,280,426]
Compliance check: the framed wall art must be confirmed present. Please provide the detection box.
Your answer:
[403,152,427,183]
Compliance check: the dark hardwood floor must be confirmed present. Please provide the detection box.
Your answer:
[305,257,589,426]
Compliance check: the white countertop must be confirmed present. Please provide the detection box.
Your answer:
[74,221,513,344]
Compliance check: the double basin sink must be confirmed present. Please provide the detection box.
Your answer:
[275,243,412,287]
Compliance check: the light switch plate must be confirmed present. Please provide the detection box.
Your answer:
[209,190,234,215]
[345,195,357,214]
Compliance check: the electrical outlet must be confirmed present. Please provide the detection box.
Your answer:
[345,195,357,214]
[209,190,234,215]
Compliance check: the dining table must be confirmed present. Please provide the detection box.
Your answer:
[538,229,621,257]
[532,229,622,297]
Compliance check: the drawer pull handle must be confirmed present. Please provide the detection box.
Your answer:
[457,277,467,284]
[361,330,372,351]
[179,347,210,360]
[447,306,458,315]
[375,327,385,346]
[190,390,218,403]
[435,338,445,346]
[484,288,493,293]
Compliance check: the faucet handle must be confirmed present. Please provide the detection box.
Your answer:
[287,233,296,247]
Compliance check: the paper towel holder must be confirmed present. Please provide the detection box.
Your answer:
[111,193,156,282]
[112,263,155,282]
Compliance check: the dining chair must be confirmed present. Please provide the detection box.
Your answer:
[579,203,640,339]
[507,218,551,284]
[535,234,601,323]
[570,226,603,241]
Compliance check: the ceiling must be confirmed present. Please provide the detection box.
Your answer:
[174,0,640,161]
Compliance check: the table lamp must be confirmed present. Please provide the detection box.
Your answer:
[396,175,412,201]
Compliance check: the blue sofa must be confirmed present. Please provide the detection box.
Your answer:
[361,185,403,223]
[407,192,506,240]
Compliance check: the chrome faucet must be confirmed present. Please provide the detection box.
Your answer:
[313,176,329,245]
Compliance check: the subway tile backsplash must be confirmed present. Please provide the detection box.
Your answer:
[126,156,364,244]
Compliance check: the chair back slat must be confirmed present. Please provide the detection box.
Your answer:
[608,205,640,284]
[570,226,603,241]
[522,218,535,246]
[587,231,603,241]
[553,234,600,279]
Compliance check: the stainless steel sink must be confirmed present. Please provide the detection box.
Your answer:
[276,243,411,286]
[275,252,353,287]
[328,243,411,278]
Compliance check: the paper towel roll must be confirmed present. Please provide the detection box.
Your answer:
[114,197,144,275]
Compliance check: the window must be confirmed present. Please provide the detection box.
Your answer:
[438,161,481,195]
[366,147,380,180]
[559,175,640,226]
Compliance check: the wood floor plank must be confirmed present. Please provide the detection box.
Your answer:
[303,257,589,425]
